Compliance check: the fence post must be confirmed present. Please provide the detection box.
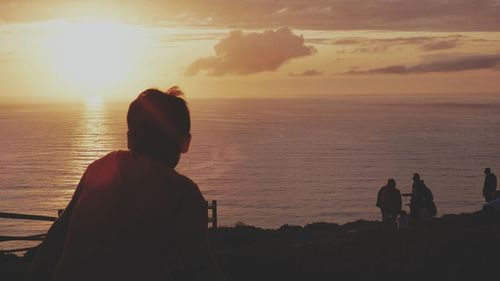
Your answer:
[212,200,217,230]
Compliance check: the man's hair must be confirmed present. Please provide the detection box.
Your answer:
[127,87,190,166]
[387,179,396,188]
[485,168,491,174]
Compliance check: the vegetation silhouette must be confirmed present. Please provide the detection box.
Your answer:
[3,211,500,281]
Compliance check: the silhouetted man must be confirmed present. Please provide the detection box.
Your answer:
[483,168,497,202]
[378,179,402,229]
[26,88,225,281]
[406,173,435,222]
[376,184,386,216]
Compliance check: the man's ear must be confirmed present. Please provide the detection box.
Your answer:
[181,133,191,153]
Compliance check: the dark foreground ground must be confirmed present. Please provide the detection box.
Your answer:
[2,212,500,281]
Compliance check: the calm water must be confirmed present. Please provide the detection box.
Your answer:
[1,94,500,250]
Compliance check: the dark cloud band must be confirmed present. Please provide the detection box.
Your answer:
[347,54,500,74]
[2,0,500,31]
[289,69,323,77]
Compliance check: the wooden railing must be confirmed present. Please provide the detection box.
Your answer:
[207,200,218,229]
[0,200,218,254]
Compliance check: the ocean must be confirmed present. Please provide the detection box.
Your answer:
[1,94,500,250]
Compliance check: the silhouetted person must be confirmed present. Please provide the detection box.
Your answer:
[483,168,497,202]
[378,179,402,229]
[376,184,386,216]
[406,173,436,222]
[26,88,225,281]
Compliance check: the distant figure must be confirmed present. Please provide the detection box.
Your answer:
[376,184,386,215]
[405,173,437,222]
[377,179,402,229]
[26,88,225,281]
[483,168,497,202]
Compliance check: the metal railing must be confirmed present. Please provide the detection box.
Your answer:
[0,200,218,254]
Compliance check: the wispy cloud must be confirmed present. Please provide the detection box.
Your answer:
[309,35,472,53]
[192,0,500,31]
[347,54,500,74]
[185,27,316,76]
[2,1,500,31]
[160,32,225,43]
[289,69,323,77]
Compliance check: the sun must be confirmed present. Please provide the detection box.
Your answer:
[46,20,144,97]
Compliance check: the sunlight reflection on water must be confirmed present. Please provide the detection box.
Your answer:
[0,99,120,250]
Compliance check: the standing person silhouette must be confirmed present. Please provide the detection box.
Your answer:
[483,168,497,202]
[376,184,386,216]
[26,88,226,281]
[378,179,402,229]
[405,173,436,222]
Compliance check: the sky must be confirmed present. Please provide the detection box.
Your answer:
[0,0,499,101]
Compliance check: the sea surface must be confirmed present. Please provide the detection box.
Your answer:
[1,94,500,250]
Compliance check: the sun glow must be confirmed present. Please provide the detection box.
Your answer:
[45,20,145,97]
[85,95,103,110]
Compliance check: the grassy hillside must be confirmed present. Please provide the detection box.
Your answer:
[2,212,500,281]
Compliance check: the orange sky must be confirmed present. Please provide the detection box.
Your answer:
[0,0,499,101]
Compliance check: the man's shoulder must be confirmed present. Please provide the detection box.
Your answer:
[82,150,133,179]
[88,150,126,166]
[387,187,400,194]
[83,151,120,173]
[172,171,197,187]
[172,171,204,201]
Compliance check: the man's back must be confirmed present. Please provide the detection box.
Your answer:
[53,150,207,281]
[381,187,402,215]
[411,180,426,209]
[376,186,386,209]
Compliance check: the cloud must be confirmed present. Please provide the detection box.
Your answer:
[191,0,500,31]
[185,27,316,76]
[347,54,500,74]
[420,40,460,51]
[161,33,225,43]
[309,35,468,53]
[289,69,323,77]
[2,1,500,31]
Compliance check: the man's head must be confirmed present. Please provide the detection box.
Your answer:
[412,173,420,181]
[387,179,396,188]
[485,168,491,175]
[127,87,191,167]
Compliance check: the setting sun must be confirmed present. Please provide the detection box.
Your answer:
[44,20,144,97]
